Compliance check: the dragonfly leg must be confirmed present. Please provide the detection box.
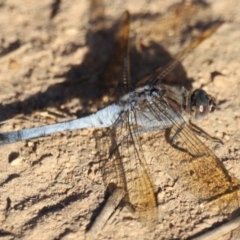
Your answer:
[165,126,189,154]
[189,120,223,144]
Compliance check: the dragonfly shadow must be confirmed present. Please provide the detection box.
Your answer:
[0,0,217,122]
[19,192,91,230]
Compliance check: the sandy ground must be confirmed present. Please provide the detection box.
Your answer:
[0,0,240,239]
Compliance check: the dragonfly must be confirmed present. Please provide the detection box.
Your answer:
[0,10,240,237]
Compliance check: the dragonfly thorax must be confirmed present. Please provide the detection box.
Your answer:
[119,84,164,112]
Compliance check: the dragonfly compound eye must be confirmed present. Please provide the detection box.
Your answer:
[190,89,214,121]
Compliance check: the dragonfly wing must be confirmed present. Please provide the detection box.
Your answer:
[102,11,131,98]
[96,110,158,229]
[144,96,240,214]
[96,10,158,228]
[136,21,223,87]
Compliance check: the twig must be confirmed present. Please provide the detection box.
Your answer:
[193,216,240,240]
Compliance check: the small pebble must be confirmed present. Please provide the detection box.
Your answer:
[213,75,226,88]
[27,141,34,147]
[10,157,23,166]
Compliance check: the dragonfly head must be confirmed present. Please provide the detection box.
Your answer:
[188,89,216,121]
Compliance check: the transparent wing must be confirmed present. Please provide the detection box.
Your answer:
[141,93,240,214]
[97,112,158,228]
[102,10,131,98]
[95,10,158,228]
[137,20,223,86]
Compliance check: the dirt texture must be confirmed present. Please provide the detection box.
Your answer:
[0,0,240,240]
